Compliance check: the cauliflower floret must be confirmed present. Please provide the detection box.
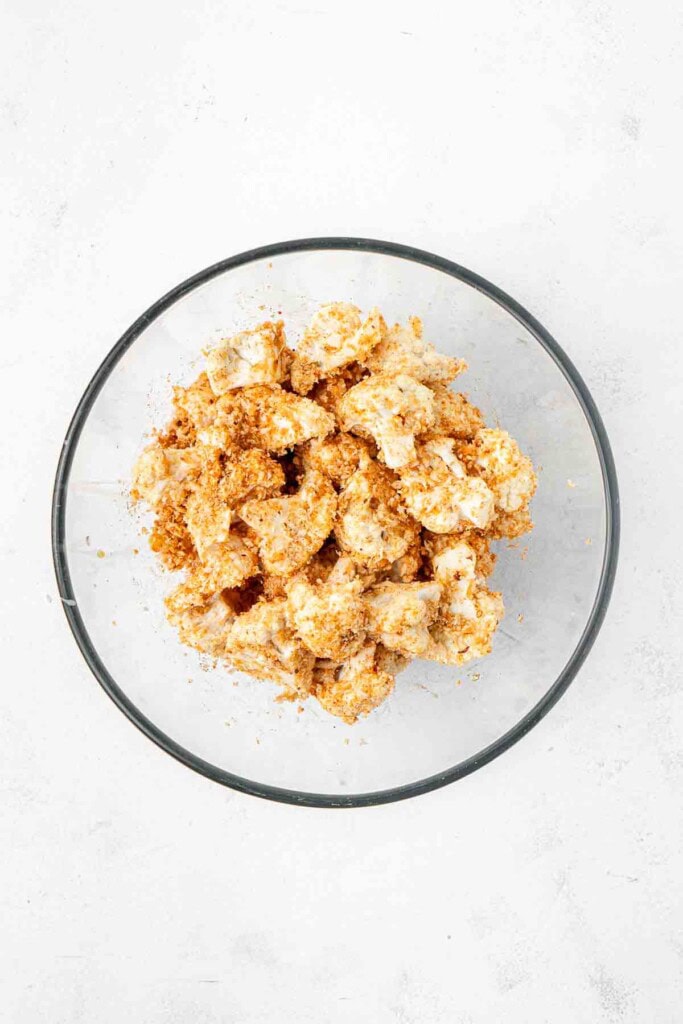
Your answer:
[165,579,236,657]
[427,587,504,666]
[285,557,366,661]
[173,372,219,432]
[364,316,467,384]
[240,470,337,576]
[191,528,260,591]
[298,432,372,487]
[425,530,496,580]
[429,386,484,439]
[364,580,442,656]
[312,642,395,723]
[185,489,233,563]
[205,321,288,394]
[397,437,494,532]
[225,598,315,694]
[428,537,479,620]
[338,373,435,469]
[421,533,504,664]
[335,457,417,570]
[462,428,537,512]
[131,443,209,506]
[290,304,385,393]
[206,385,334,453]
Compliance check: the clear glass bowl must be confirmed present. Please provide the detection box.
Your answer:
[52,239,619,807]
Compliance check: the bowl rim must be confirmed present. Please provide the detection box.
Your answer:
[51,236,620,809]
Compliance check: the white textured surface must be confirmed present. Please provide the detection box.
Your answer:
[2,1,682,1020]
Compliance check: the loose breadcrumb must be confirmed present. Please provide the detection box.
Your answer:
[132,304,536,722]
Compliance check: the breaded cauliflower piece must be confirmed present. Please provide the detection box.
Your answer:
[422,534,504,665]
[425,530,496,580]
[131,442,209,507]
[364,316,467,384]
[397,437,494,532]
[429,386,484,439]
[364,580,442,656]
[240,470,337,577]
[427,587,504,666]
[225,598,315,694]
[335,457,417,570]
[299,432,372,487]
[290,304,385,393]
[173,372,219,432]
[338,373,435,469]
[312,642,395,723]
[165,579,236,657]
[429,536,479,620]
[191,528,260,592]
[205,321,288,394]
[285,557,366,661]
[185,488,233,563]
[460,428,536,512]
[207,385,335,453]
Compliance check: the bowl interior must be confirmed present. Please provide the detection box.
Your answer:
[56,245,613,803]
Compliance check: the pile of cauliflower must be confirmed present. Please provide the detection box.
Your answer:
[132,304,536,723]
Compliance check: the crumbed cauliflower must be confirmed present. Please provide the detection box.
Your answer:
[364,316,467,384]
[425,530,496,580]
[192,529,260,592]
[240,470,337,576]
[364,580,442,656]
[185,486,233,563]
[285,557,366,661]
[165,579,236,657]
[338,373,435,469]
[225,598,315,694]
[298,432,371,487]
[335,457,417,569]
[397,437,494,532]
[209,385,335,453]
[290,304,385,393]
[205,321,288,394]
[134,301,535,723]
[429,386,484,439]
[173,372,219,432]
[460,428,536,513]
[421,533,504,665]
[427,587,504,666]
[131,443,208,506]
[312,642,395,723]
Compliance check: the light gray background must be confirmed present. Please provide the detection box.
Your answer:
[2,1,681,1021]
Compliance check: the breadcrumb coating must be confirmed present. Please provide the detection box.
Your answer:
[132,304,536,722]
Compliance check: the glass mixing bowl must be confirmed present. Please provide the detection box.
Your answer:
[52,239,619,807]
